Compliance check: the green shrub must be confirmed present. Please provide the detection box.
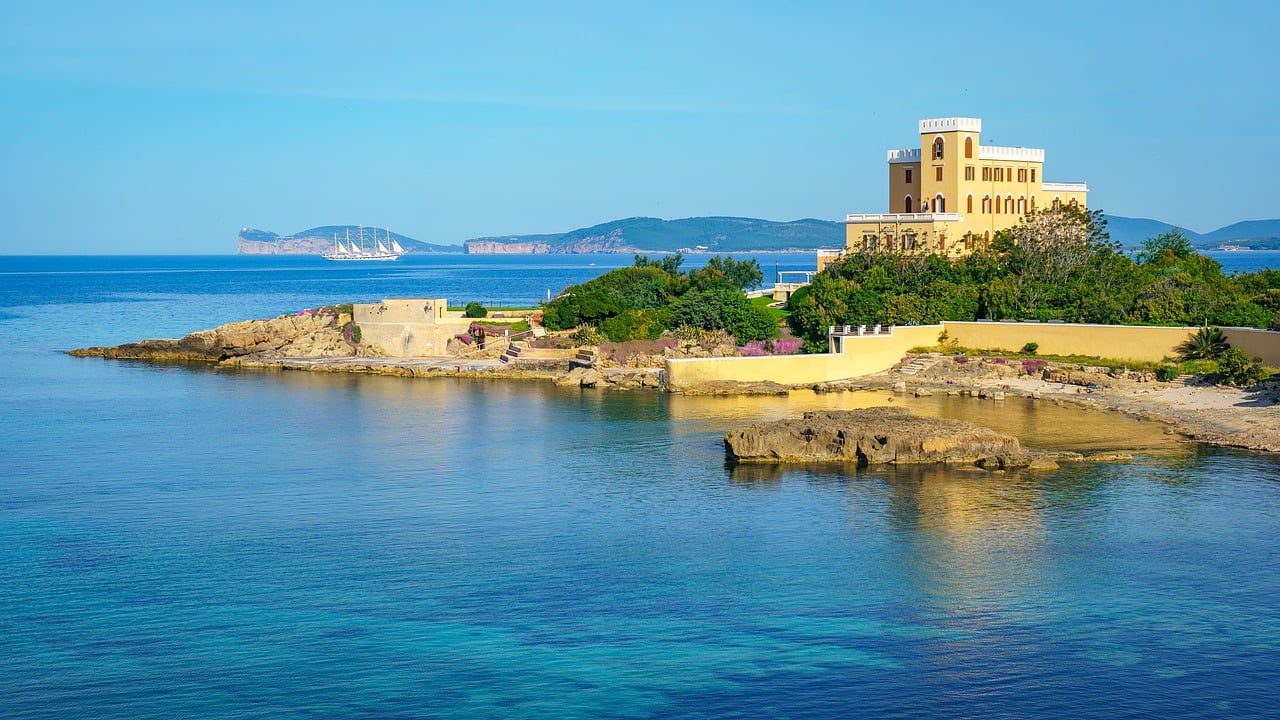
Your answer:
[599,308,670,342]
[570,326,605,345]
[1021,341,1039,355]
[1215,347,1266,386]
[464,302,487,318]
[1155,365,1179,382]
[669,287,778,343]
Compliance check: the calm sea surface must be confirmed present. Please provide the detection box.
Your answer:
[2,252,1279,719]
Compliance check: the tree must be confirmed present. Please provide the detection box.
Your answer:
[464,301,487,318]
[1137,229,1196,265]
[670,286,777,343]
[1175,326,1229,361]
[687,256,764,291]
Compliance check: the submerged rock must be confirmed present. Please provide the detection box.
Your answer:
[724,406,1038,469]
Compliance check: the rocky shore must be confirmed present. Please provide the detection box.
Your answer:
[70,314,1280,453]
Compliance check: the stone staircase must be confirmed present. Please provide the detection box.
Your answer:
[570,348,597,370]
[898,356,940,376]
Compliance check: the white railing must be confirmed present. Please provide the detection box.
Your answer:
[886,148,920,162]
[845,212,962,223]
[978,145,1045,162]
[918,118,981,133]
[1042,181,1088,192]
[828,324,893,337]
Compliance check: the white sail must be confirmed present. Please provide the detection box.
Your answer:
[323,225,406,261]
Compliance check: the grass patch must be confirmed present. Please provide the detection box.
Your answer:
[472,319,531,334]
[751,295,791,320]
[448,306,538,314]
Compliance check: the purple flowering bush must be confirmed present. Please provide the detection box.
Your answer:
[738,338,804,356]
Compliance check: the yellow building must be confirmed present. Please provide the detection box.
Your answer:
[840,118,1087,261]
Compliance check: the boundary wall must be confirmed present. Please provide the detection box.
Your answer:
[663,322,1280,390]
[664,326,938,389]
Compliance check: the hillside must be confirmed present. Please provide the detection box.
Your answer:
[240,215,1280,255]
[1198,219,1280,249]
[464,216,846,254]
[1100,215,1200,249]
[238,226,463,255]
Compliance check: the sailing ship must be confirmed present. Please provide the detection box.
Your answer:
[322,226,408,261]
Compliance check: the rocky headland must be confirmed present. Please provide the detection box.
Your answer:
[69,307,360,363]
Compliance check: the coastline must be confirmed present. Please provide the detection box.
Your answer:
[217,352,1280,453]
[67,309,1280,454]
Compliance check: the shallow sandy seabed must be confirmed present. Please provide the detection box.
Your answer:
[236,354,1280,454]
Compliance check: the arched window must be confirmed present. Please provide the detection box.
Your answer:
[967,195,973,213]
[964,231,974,251]
[1052,197,1062,210]
[934,194,945,213]
[933,137,944,160]
[904,195,913,213]
[994,195,1002,214]
[982,196,991,213]
[1017,196,1026,214]
[1030,195,1036,210]
[984,230,991,242]
[1069,197,1079,208]
[1005,197,1014,214]
[964,136,973,159]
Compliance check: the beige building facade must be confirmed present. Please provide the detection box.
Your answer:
[840,118,1088,261]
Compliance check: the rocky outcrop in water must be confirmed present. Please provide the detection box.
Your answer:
[724,407,1057,469]
[69,308,358,363]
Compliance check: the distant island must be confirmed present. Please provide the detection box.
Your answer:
[238,215,1280,255]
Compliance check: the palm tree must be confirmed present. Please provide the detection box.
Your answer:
[1176,326,1229,361]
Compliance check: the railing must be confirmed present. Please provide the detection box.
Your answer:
[845,212,962,223]
[1042,181,1089,192]
[886,148,921,162]
[454,326,543,359]
[828,324,893,337]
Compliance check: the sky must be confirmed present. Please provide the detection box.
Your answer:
[1,0,1278,254]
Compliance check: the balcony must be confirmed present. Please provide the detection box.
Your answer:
[845,212,962,223]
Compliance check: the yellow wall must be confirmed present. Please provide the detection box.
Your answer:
[888,161,919,212]
[1222,327,1280,367]
[664,326,938,389]
[665,322,1280,390]
[942,322,1197,363]
[845,218,954,255]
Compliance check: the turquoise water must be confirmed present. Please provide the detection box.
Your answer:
[2,255,1279,718]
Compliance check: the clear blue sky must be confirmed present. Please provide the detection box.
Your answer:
[2,0,1277,254]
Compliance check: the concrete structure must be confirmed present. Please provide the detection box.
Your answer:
[663,321,1280,390]
[665,326,939,389]
[841,118,1088,259]
[353,298,474,357]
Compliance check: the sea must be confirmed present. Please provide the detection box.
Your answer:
[2,250,1280,719]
